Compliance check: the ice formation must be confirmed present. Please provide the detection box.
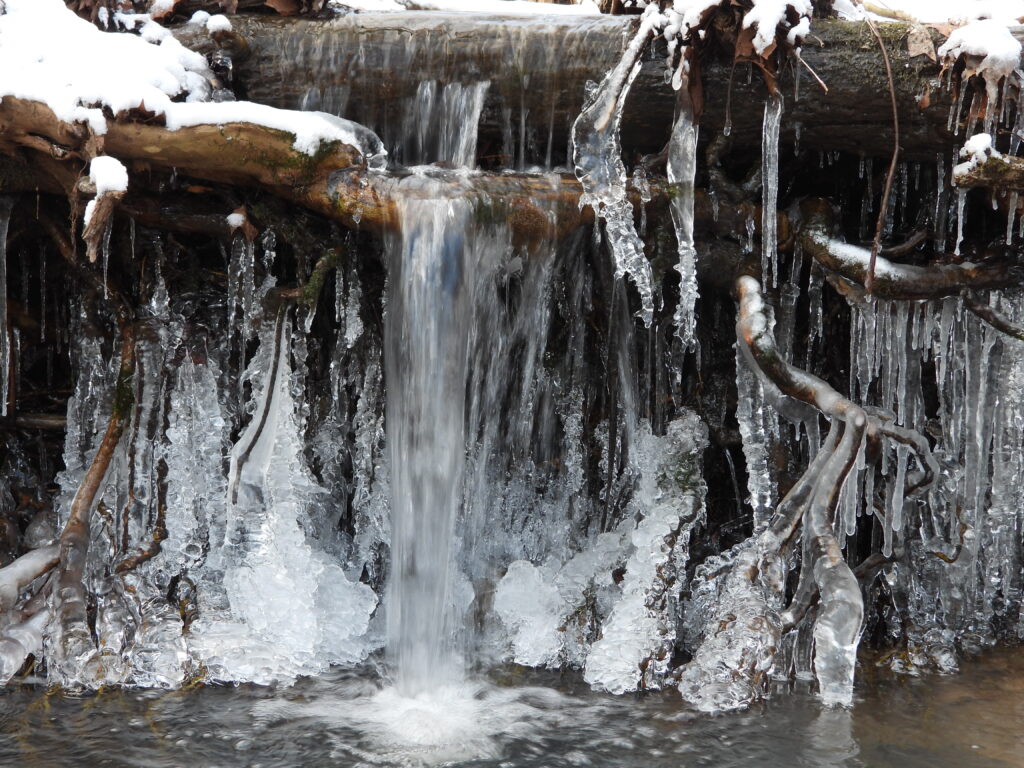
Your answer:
[584,414,707,694]
[0,0,1022,728]
[571,7,663,326]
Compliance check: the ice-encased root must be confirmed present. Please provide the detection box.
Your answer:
[675,424,838,712]
[806,419,865,707]
[0,544,58,612]
[732,275,942,706]
[570,8,662,326]
[676,535,783,712]
[49,325,136,686]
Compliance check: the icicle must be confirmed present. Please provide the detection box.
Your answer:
[891,445,908,534]
[934,152,949,251]
[954,188,967,256]
[571,8,663,326]
[0,198,10,418]
[735,342,774,527]
[859,157,873,241]
[1007,191,1018,244]
[39,247,46,342]
[804,262,824,371]
[667,91,700,351]
[761,92,783,288]
[101,219,113,300]
[949,83,969,135]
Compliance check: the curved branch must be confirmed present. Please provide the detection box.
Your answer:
[799,198,1014,301]
[963,292,1024,342]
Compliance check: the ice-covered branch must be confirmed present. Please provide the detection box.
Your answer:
[798,199,1014,300]
[0,545,59,613]
[963,292,1024,342]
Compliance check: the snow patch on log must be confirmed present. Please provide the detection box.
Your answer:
[952,132,1007,179]
[0,0,386,160]
[937,18,1022,80]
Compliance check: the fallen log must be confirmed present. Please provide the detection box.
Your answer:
[0,95,788,256]
[210,14,987,163]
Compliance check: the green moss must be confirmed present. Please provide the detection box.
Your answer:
[301,249,341,311]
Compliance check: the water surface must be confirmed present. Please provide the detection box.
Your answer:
[2,649,1022,767]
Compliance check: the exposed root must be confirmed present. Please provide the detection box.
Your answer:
[49,323,136,683]
[862,11,901,295]
[733,274,937,706]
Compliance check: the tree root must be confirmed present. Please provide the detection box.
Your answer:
[734,274,938,705]
[49,323,136,683]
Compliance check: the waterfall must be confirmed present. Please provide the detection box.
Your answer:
[384,193,477,694]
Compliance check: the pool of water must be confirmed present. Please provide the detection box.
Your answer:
[2,650,1022,767]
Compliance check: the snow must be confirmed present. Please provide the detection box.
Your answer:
[952,132,1004,178]
[89,156,129,196]
[400,0,601,13]
[83,156,129,228]
[189,11,211,25]
[206,14,232,33]
[937,18,1023,79]
[163,102,373,155]
[226,212,247,228]
[0,0,386,159]
[841,0,1024,24]
[743,0,813,56]
[328,0,405,9]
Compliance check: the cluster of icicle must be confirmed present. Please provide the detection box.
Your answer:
[27,235,381,689]
[847,295,1024,669]
[571,0,811,343]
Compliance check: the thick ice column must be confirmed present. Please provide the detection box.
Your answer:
[584,412,707,694]
[571,9,662,326]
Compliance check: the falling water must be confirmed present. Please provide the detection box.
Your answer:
[385,192,476,695]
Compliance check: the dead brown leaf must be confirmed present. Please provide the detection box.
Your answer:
[907,23,936,62]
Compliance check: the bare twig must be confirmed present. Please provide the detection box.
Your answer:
[863,14,901,294]
[963,291,1024,342]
